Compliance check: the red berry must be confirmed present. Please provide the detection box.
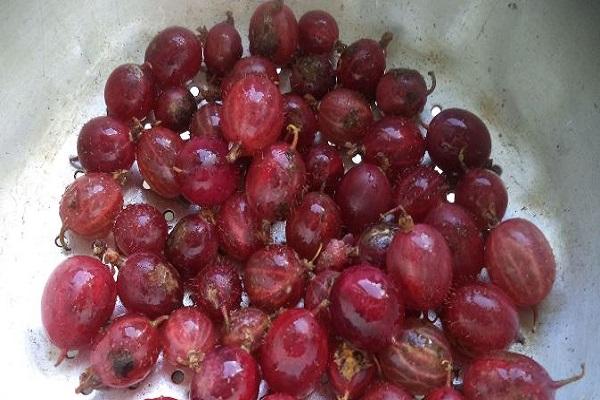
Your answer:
[41,256,116,360]
[316,236,356,272]
[442,283,519,356]
[485,218,556,307]
[455,168,508,230]
[161,307,218,370]
[424,202,484,283]
[424,387,465,400]
[113,204,168,256]
[387,223,453,311]
[298,10,339,55]
[463,351,584,400]
[222,74,284,155]
[77,116,135,173]
[166,213,218,280]
[392,166,447,222]
[145,397,177,400]
[319,88,373,147]
[376,69,433,118]
[328,340,376,399]
[335,163,392,234]
[204,13,243,76]
[175,136,239,207]
[190,103,223,138]
[264,394,295,400]
[356,222,399,268]
[261,309,329,397]
[362,116,425,175]
[290,54,337,99]
[378,319,453,396]
[243,245,306,312]
[426,108,491,173]
[190,346,260,400]
[282,93,319,153]
[305,144,344,195]
[154,86,197,133]
[104,63,155,121]
[59,172,123,238]
[145,26,202,87]
[220,56,279,99]
[249,0,298,66]
[361,382,413,400]
[245,142,306,221]
[136,126,184,199]
[304,269,339,330]
[330,264,404,352]
[75,314,161,393]
[222,307,270,353]
[117,252,183,318]
[286,191,342,260]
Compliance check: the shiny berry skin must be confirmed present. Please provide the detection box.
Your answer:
[393,166,447,222]
[261,309,329,397]
[41,256,116,356]
[330,264,404,352]
[222,307,270,353]
[305,270,339,330]
[104,63,155,121]
[424,202,484,283]
[298,10,339,55]
[76,314,161,393]
[455,168,508,230]
[221,56,279,99]
[328,341,376,399]
[222,74,284,155]
[356,222,399,268]
[190,103,222,138]
[282,93,319,153]
[362,116,425,174]
[175,136,239,207]
[243,245,306,312]
[387,223,453,311]
[305,144,344,194]
[113,204,168,256]
[190,346,260,400]
[316,236,356,272]
[463,351,584,400]
[204,15,243,76]
[245,142,306,221]
[59,172,123,237]
[426,108,491,173]
[319,88,373,147]
[485,218,556,307]
[154,86,197,133]
[189,259,242,322]
[145,26,202,87]
[335,163,392,234]
[361,382,413,400]
[117,252,183,318]
[249,0,298,66]
[286,192,342,260]
[77,116,134,173]
[166,213,218,280]
[338,37,389,98]
[378,319,453,396]
[290,54,337,99]
[442,283,519,356]
[376,69,430,118]
[425,387,465,400]
[161,307,218,370]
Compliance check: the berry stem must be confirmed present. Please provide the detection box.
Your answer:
[55,225,71,251]
[225,11,235,25]
[150,315,170,328]
[379,32,394,49]
[226,142,242,163]
[426,71,437,95]
[552,363,585,389]
[55,348,68,367]
[75,368,102,394]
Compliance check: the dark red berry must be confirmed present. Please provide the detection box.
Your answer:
[356,222,399,268]
[328,340,376,399]
[361,382,413,400]
[392,166,447,222]
[261,309,329,397]
[264,394,295,400]
[113,203,168,256]
[145,26,202,87]
[330,264,404,352]
[485,218,556,307]
[376,69,434,118]
[455,168,508,230]
[249,0,298,66]
[166,213,218,280]
[305,144,344,194]
[77,116,135,173]
[290,54,336,99]
[319,88,373,147]
[282,93,319,153]
[304,269,339,330]
[424,387,465,400]
[190,103,223,138]
[298,10,339,55]
[243,245,306,312]
[104,63,155,121]
[220,56,279,99]
[154,86,197,133]
[161,307,218,370]
[204,13,243,76]
[335,163,392,234]
[316,236,356,272]
[442,283,519,356]
[426,108,491,173]
[222,307,270,353]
